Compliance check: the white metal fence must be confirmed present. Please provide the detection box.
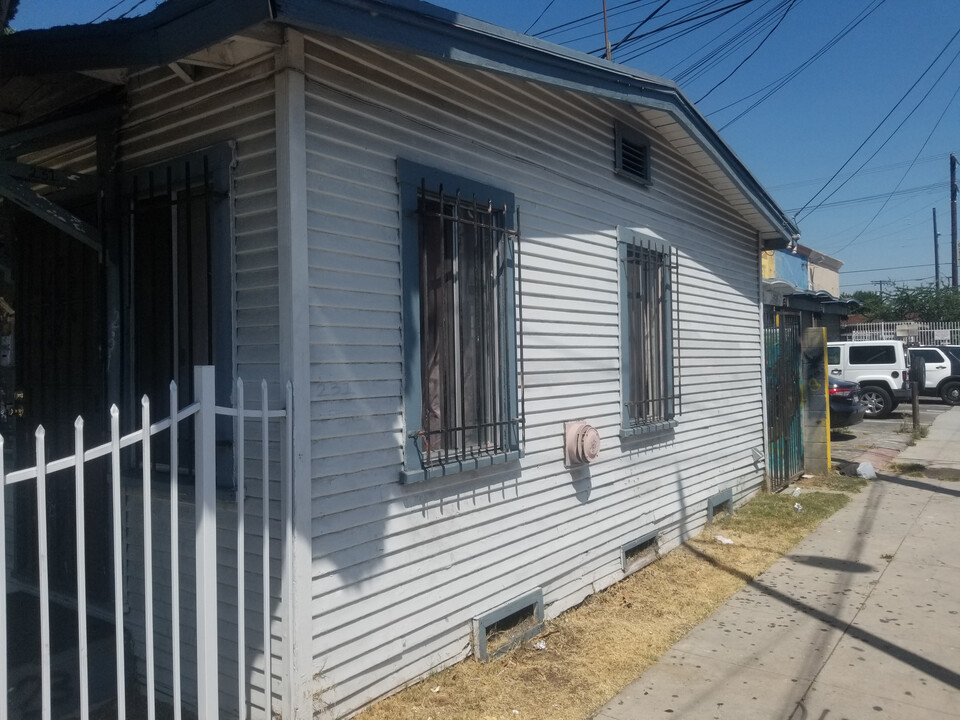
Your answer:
[842,321,960,345]
[0,366,292,720]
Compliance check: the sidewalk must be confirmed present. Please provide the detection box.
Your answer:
[593,407,960,720]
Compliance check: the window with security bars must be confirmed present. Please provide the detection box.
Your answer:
[619,227,678,435]
[399,161,522,482]
[124,146,234,485]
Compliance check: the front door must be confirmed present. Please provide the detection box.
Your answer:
[0,199,114,606]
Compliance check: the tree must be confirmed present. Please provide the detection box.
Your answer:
[848,290,892,320]
[844,285,960,322]
[1,0,19,32]
[887,284,960,322]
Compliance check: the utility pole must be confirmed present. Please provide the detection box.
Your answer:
[933,207,941,288]
[871,279,885,299]
[951,153,958,288]
[602,0,613,61]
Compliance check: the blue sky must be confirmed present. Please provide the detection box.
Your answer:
[11,0,960,295]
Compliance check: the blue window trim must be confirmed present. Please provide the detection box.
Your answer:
[618,226,677,439]
[397,159,521,484]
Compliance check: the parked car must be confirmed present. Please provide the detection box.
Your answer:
[829,377,865,429]
[827,340,912,419]
[908,345,960,405]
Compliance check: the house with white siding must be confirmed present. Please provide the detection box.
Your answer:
[0,1,799,718]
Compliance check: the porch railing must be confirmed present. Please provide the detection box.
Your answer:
[0,366,292,720]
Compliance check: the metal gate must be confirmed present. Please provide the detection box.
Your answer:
[1,366,293,720]
[765,312,803,492]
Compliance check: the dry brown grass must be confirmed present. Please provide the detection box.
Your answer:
[355,489,849,720]
[797,472,868,493]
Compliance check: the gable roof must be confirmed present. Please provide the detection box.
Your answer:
[0,0,799,246]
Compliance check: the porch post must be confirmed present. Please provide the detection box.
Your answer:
[194,365,218,719]
[97,126,123,413]
[275,28,313,720]
[757,232,772,491]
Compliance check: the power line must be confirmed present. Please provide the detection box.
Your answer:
[696,0,799,100]
[672,0,785,85]
[710,0,885,129]
[844,277,935,288]
[766,152,947,191]
[794,24,960,223]
[525,0,558,34]
[784,182,942,213]
[829,55,960,254]
[610,0,672,54]
[119,0,152,19]
[816,203,934,250]
[91,0,131,22]
[534,0,649,41]
[616,2,752,64]
[668,0,769,83]
[695,0,799,102]
[598,0,755,58]
[841,263,935,274]
[91,0,156,23]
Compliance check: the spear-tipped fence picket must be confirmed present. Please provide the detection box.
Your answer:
[0,366,292,720]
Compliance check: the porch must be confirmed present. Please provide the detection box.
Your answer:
[1,367,294,719]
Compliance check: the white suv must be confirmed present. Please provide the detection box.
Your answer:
[827,341,912,419]
[908,345,960,405]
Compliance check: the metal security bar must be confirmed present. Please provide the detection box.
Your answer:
[0,367,291,720]
[765,313,804,491]
[128,156,215,426]
[416,182,521,468]
[623,240,678,427]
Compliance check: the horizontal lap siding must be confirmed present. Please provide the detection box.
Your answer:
[121,55,281,387]
[303,34,764,718]
[119,52,282,720]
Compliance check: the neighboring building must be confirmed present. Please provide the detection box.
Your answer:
[762,244,855,340]
[797,244,842,297]
[761,244,855,488]
[0,1,798,718]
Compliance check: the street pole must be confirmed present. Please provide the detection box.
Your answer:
[951,153,958,288]
[933,207,940,288]
[912,379,920,434]
[602,0,613,61]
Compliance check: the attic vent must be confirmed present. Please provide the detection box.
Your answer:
[615,123,651,186]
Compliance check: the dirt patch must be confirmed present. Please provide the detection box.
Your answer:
[888,462,927,477]
[803,472,869,493]
[355,489,850,720]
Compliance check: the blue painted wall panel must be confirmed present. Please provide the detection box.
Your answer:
[776,251,808,290]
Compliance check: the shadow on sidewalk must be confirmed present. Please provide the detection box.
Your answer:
[876,472,960,498]
[684,543,960,689]
[686,475,960,696]
[658,476,960,720]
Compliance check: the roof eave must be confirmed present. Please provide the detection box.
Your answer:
[0,0,272,77]
[274,0,798,243]
[1,0,797,242]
